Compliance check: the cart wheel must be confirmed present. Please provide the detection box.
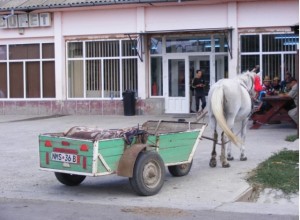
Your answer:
[129,151,165,196]
[168,160,193,177]
[54,172,86,186]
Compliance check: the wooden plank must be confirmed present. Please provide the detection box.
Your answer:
[98,138,125,150]
[142,120,206,134]
[157,131,199,164]
[97,155,123,173]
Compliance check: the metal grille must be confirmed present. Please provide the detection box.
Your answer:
[122,40,137,56]
[67,39,138,99]
[68,42,83,58]
[122,58,137,91]
[284,54,296,75]
[241,35,259,52]
[86,41,119,57]
[240,33,298,80]
[104,59,120,98]
[86,60,101,97]
[263,54,281,76]
[263,34,299,52]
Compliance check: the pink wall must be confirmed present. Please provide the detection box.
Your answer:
[62,8,138,36]
[238,1,299,28]
[145,4,228,31]
[0,1,298,41]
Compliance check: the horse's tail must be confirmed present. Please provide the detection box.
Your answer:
[211,85,241,146]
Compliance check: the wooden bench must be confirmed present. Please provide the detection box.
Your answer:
[250,96,297,129]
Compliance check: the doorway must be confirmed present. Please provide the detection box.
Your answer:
[164,56,189,114]
[189,56,210,113]
[164,55,210,114]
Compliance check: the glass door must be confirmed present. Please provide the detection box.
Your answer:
[189,56,210,112]
[164,56,189,114]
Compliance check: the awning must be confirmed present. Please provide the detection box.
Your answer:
[126,28,234,60]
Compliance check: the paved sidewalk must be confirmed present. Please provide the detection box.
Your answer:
[0,114,298,217]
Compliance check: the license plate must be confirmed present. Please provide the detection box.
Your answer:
[51,152,78,164]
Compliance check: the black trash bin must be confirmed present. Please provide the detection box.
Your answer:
[122,90,136,116]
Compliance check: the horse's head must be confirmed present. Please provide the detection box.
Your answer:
[239,71,257,97]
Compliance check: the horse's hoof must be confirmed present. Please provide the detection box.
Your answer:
[240,156,247,161]
[222,163,230,168]
[227,156,234,161]
[209,159,217,168]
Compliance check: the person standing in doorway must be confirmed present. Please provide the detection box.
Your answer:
[192,70,206,113]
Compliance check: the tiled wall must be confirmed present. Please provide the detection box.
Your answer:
[0,98,164,115]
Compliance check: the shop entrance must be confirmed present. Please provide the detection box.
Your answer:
[164,54,228,114]
[189,56,210,113]
[164,56,189,114]
[164,55,210,114]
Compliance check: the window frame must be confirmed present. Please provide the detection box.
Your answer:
[240,32,298,80]
[0,42,55,99]
[66,39,138,99]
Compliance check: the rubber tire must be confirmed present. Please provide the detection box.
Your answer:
[168,160,193,177]
[54,172,86,186]
[129,151,165,196]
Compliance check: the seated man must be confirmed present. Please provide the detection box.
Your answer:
[257,76,273,112]
[272,77,281,94]
[280,77,298,125]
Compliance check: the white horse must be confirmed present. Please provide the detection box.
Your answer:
[207,71,257,168]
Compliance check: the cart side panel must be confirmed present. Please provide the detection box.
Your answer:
[97,138,125,173]
[146,135,157,146]
[157,131,199,164]
[39,135,94,174]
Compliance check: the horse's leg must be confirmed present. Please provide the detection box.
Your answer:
[221,131,230,168]
[227,137,234,161]
[240,119,248,161]
[209,129,218,168]
[225,116,235,161]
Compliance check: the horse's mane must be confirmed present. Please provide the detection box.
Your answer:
[236,71,255,81]
[236,71,256,91]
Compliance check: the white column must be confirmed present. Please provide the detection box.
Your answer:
[53,12,65,99]
[210,35,216,85]
[227,2,239,78]
[136,7,147,99]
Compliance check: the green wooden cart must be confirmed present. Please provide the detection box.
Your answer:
[39,120,207,196]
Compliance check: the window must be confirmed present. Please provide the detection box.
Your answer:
[0,45,7,60]
[263,34,299,52]
[150,57,163,96]
[67,39,138,99]
[166,36,212,53]
[0,43,55,99]
[241,55,260,72]
[214,35,228,53]
[149,34,228,97]
[240,33,298,80]
[241,35,259,52]
[150,38,162,55]
[0,63,7,98]
[150,37,163,97]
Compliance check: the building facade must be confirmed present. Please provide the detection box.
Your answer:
[0,0,298,115]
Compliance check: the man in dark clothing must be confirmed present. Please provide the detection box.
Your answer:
[192,70,206,112]
[280,72,292,92]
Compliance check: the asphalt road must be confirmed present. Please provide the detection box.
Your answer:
[0,114,298,219]
[0,197,297,220]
